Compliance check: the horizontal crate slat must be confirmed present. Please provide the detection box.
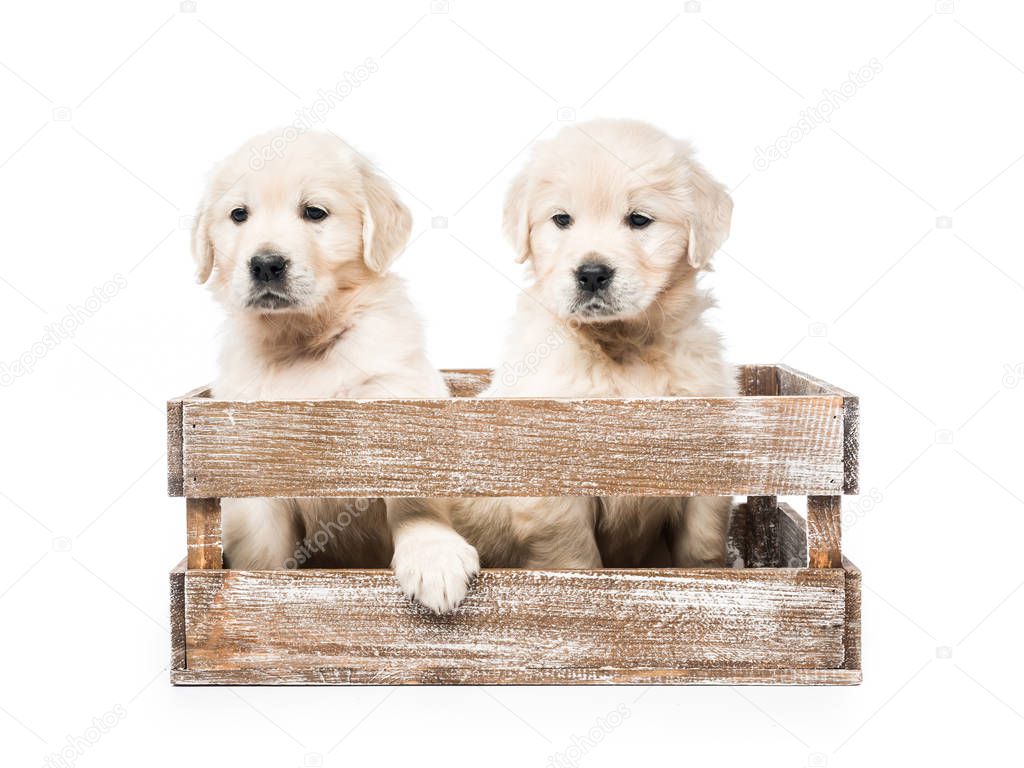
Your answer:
[181,567,847,683]
[179,395,846,497]
[170,666,861,685]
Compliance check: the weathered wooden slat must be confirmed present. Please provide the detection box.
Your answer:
[170,666,861,686]
[841,397,860,494]
[843,557,862,671]
[180,395,845,498]
[738,364,779,397]
[186,498,222,569]
[443,369,493,397]
[168,401,183,497]
[747,505,859,673]
[807,496,842,568]
[167,502,862,685]
[776,365,859,494]
[744,496,780,567]
[182,568,846,680]
[775,365,853,396]
[168,385,212,496]
[168,561,185,671]
[776,504,860,670]
[170,559,186,672]
[778,502,809,568]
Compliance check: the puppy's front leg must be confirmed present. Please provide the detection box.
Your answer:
[388,498,480,614]
[222,497,300,569]
[669,496,732,567]
[520,497,602,569]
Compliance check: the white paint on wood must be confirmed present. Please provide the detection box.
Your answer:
[183,568,847,679]
[180,395,846,498]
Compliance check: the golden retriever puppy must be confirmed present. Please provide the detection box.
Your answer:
[192,130,478,612]
[455,119,735,568]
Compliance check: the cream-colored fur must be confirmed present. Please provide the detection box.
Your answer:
[454,119,736,568]
[193,130,478,612]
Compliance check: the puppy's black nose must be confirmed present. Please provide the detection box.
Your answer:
[249,252,288,283]
[576,263,614,293]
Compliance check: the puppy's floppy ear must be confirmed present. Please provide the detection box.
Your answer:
[190,197,215,284]
[685,160,733,270]
[359,163,412,274]
[503,169,532,264]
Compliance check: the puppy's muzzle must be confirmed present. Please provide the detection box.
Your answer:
[576,263,614,294]
[249,251,289,284]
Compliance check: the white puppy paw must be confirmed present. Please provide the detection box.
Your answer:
[392,524,480,614]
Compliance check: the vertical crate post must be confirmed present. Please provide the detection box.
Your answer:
[741,365,781,567]
[744,495,779,567]
[187,498,223,569]
[170,386,223,570]
[807,495,842,568]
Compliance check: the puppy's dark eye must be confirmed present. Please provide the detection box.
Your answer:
[552,213,573,229]
[628,213,653,229]
[303,206,328,222]
[230,207,248,223]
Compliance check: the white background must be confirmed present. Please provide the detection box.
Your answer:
[1,0,1022,765]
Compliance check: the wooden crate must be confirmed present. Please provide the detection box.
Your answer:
[168,364,861,685]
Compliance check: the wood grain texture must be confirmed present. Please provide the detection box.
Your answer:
[170,559,186,672]
[166,500,862,685]
[775,502,860,671]
[167,385,211,497]
[180,395,845,498]
[843,557,862,672]
[778,502,809,568]
[739,364,780,397]
[807,496,843,568]
[167,399,183,497]
[842,396,860,494]
[776,365,852,398]
[186,498,222,569]
[165,364,864,687]
[776,365,859,494]
[182,568,847,681]
[744,496,780,568]
[737,364,786,580]
[170,666,861,686]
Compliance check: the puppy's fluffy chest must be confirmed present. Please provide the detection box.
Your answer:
[493,301,735,399]
[573,342,699,398]
[215,336,366,400]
